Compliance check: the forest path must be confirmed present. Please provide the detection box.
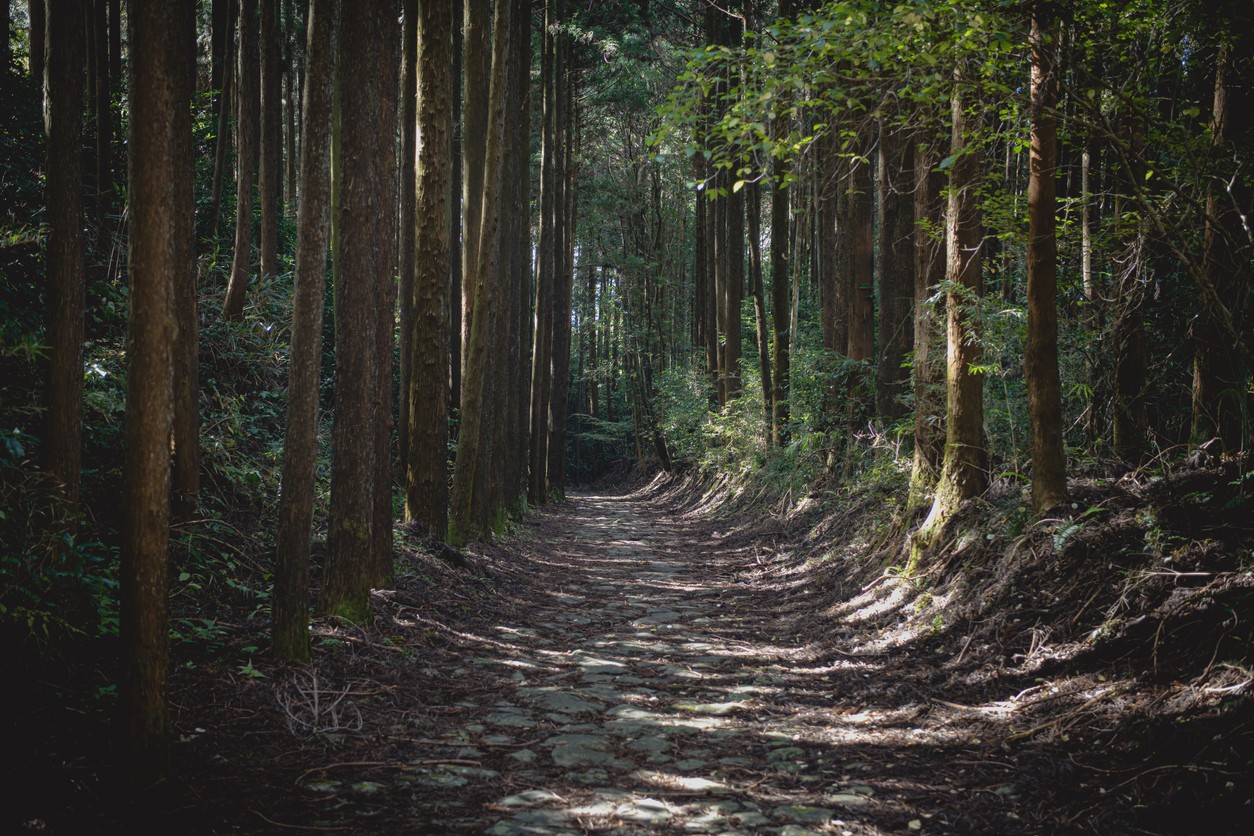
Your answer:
[427,492,920,835]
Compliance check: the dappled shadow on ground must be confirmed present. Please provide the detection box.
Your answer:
[11,468,1250,834]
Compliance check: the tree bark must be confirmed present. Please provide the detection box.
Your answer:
[876,115,915,425]
[406,0,452,537]
[504,0,532,517]
[909,129,947,509]
[43,0,85,516]
[748,181,773,439]
[461,0,490,383]
[547,61,575,499]
[273,0,335,663]
[259,0,283,282]
[322,0,392,621]
[770,116,791,446]
[449,0,511,546]
[529,0,559,504]
[91,0,112,225]
[171,0,199,524]
[223,0,259,319]
[398,0,417,477]
[1025,0,1067,512]
[207,0,236,242]
[919,62,986,542]
[369,5,398,589]
[123,0,193,780]
[1191,37,1250,452]
[846,127,875,439]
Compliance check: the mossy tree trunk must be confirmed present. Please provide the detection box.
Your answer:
[917,61,986,546]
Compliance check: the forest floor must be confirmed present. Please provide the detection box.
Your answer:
[8,466,1253,834]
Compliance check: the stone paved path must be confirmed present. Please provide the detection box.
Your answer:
[418,493,887,835]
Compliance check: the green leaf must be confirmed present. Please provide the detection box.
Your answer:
[938,155,957,170]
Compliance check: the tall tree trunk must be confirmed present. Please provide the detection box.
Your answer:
[450,0,511,545]
[504,0,531,517]
[723,174,745,403]
[282,0,297,208]
[43,0,85,516]
[273,0,335,663]
[1191,37,1250,452]
[449,17,463,417]
[406,0,452,537]
[770,116,791,446]
[398,0,417,483]
[876,115,915,425]
[846,127,875,437]
[223,0,259,319]
[918,62,986,544]
[259,0,282,281]
[818,131,845,359]
[322,0,392,621]
[1025,0,1067,512]
[123,0,193,780]
[461,0,490,385]
[528,0,559,504]
[748,181,773,439]
[207,0,236,242]
[1111,118,1149,465]
[909,128,947,509]
[171,0,199,524]
[369,5,398,588]
[547,65,574,499]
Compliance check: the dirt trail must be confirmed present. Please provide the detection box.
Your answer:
[147,483,1245,835]
[350,492,1005,835]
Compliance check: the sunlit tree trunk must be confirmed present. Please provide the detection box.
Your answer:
[529,0,559,504]
[273,0,335,663]
[748,181,773,439]
[43,0,85,517]
[123,0,194,779]
[223,0,259,320]
[909,127,947,509]
[918,62,986,544]
[1025,0,1067,512]
[406,0,452,537]
[450,0,511,545]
